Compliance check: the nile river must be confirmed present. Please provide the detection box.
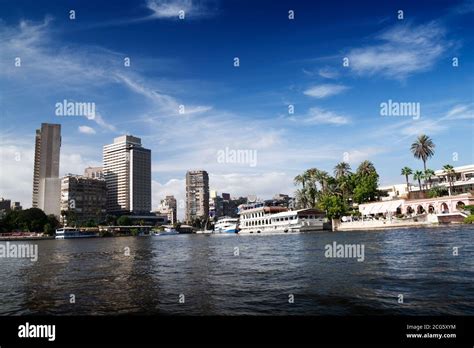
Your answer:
[0,225,473,315]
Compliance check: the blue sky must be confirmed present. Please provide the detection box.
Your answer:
[0,0,473,218]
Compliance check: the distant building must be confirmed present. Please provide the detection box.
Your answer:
[0,198,11,212]
[378,184,410,201]
[32,123,61,216]
[223,196,247,217]
[157,195,177,224]
[0,198,11,219]
[60,174,107,225]
[272,193,295,208]
[185,170,209,223]
[209,190,223,220]
[11,202,22,211]
[84,166,104,179]
[103,135,151,215]
[433,164,474,195]
[209,191,246,219]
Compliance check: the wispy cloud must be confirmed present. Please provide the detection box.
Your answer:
[318,67,340,79]
[302,107,351,125]
[303,84,349,99]
[146,0,216,19]
[373,103,473,141]
[444,104,474,120]
[114,73,211,116]
[347,22,451,79]
[78,126,96,135]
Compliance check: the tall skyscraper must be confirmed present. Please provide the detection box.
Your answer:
[185,170,209,223]
[103,135,151,215]
[32,123,61,216]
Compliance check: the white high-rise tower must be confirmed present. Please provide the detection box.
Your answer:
[103,135,151,214]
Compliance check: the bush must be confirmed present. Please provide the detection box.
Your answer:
[463,215,474,224]
[428,186,448,198]
[464,205,474,214]
[117,216,132,226]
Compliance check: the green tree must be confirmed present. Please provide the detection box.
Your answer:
[411,134,435,172]
[84,219,97,228]
[106,214,117,226]
[314,170,330,193]
[357,160,376,177]
[427,186,448,198]
[334,162,351,180]
[442,164,455,196]
[117,216,132,226]
[413,170,424,191]
[318,194,347,219]
[401,167,413,192]
[305,168,320,207]
[294,173,308,208]
[353,172,379,204]
[17,208,48,232]
[424,169,435,189]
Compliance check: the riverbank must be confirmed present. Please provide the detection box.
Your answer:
[333,214,468,231]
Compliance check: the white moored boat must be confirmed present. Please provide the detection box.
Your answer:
[214,217,238,233]
[55,227,99,239]
[237,201,325,235]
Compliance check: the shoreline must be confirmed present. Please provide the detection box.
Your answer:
[1,223,471,241]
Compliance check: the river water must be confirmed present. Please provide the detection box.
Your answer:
[0,225,473,315]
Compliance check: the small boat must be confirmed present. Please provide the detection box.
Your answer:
[195,230,213,234]
[152,226,179,236]
[55,227,99,239]
[214,217,238,233]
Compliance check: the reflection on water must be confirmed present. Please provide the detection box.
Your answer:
[0,225,473,315]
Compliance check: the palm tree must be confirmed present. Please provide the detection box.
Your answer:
[442,164,455,196]
[413,170,424,192]
[304,168,320,207]
[313,170,330,193]
[401,167,413,192]
[294,170,314,208]
[293,174,307,189]
[334,162,351,180]
[295,189,308,209]
[337,174,352,202]
[411,134,435,172]
[357,160,376,176]
[424,169,435,189]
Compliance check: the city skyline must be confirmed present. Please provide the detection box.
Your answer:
[1,0,473,221]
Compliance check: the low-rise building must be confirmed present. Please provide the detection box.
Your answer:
[60,174,107,225]
[84,166,104,179]
[157,195,177,224]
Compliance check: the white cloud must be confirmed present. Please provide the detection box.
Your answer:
[444,104,474,120]
[114,73,211,116]
[344,147,387,164]
[0,19,210,132]
[146,0,215,19]
[303,84,349,98]
[0,143,35,208]
[302,107,351,125]
[400,119,447,137]
[318,67,339,79]
[78,126,96,135]
[348,22,450,79]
